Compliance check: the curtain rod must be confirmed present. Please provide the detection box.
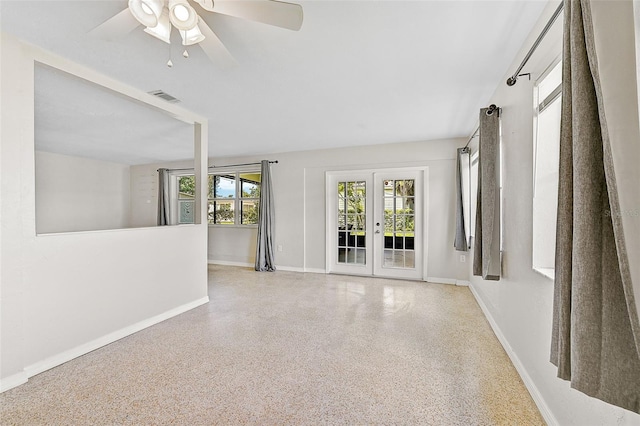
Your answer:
[211,160,278,169]
[463,128,479,151]
[506,2,564,87]
[158,160,278,173]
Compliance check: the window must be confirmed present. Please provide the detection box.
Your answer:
[210,174,236,224]
[469,151,479,238]
[210,172,261,225]
[174,170,261,226]
[177,175,196,224]
[532,61,562,279]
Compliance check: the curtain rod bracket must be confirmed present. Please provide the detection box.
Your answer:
[507,73,531,86]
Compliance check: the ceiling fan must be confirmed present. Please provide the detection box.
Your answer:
[90,0,304,67]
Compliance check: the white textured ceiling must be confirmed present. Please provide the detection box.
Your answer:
[1,0,547,163]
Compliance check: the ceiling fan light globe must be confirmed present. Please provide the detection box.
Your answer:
[128,0,163,28]
[174,5,189,21]
[168,0,198,31]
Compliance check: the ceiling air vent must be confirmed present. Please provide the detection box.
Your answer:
[148,90,180,103]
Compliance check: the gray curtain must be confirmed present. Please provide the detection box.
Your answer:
[454,148,468,251]
[472,108,500,280]
[157,168,170,226]
[550,0,640,413]
[255,160,276,271]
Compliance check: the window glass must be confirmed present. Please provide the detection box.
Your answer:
[178,176,195,199]
[538,62,562,103]
[179,201,195,223]
[213,175,236,198]
[469,152,479,238]
[240,173,261,198]
[532,61,562,279]
[241,200,259,225]
[213,200,235,224]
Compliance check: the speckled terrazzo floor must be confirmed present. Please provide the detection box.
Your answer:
[1,265,544,425]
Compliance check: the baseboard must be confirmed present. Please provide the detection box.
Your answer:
[208,259,253,268]
[0,371,28,393]
[275,265,305,273]
[208,261,324,274]
[426,277,469,286]
[303,268,326,274]
[426,276,456,285]
[468,283,558,426]
[23,296,209,380]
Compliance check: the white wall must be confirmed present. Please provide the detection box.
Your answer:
[129,163,159,228]
[203,139,468,282]
[467,2,640,425]
[209,226,258,265]
[0,34,209,391]
[35,151,131,234]
[127,140,467,279]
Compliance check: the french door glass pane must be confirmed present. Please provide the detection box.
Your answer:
[337,181,366,265]
[382,179,416,269]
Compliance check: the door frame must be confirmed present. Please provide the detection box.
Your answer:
[325,167,429,281]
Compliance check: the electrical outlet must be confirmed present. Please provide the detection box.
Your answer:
[277,245,283,252]
[460,255,466,263]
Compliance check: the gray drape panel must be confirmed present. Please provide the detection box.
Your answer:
[550,0,640,413]
[255,160,276,272]
[157,168,170,226]
[472,108,500,280]
[454,148,468,251]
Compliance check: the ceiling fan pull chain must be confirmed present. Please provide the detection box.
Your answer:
[167,39,173,68]
[183,49,189,59]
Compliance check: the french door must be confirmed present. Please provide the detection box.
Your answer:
[326,168,426,280]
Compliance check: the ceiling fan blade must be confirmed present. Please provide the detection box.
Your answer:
[197,17,237,68]
[211,0,303,31]
[90,8,141,39]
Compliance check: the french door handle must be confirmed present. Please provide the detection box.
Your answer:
[375,230,381,234]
